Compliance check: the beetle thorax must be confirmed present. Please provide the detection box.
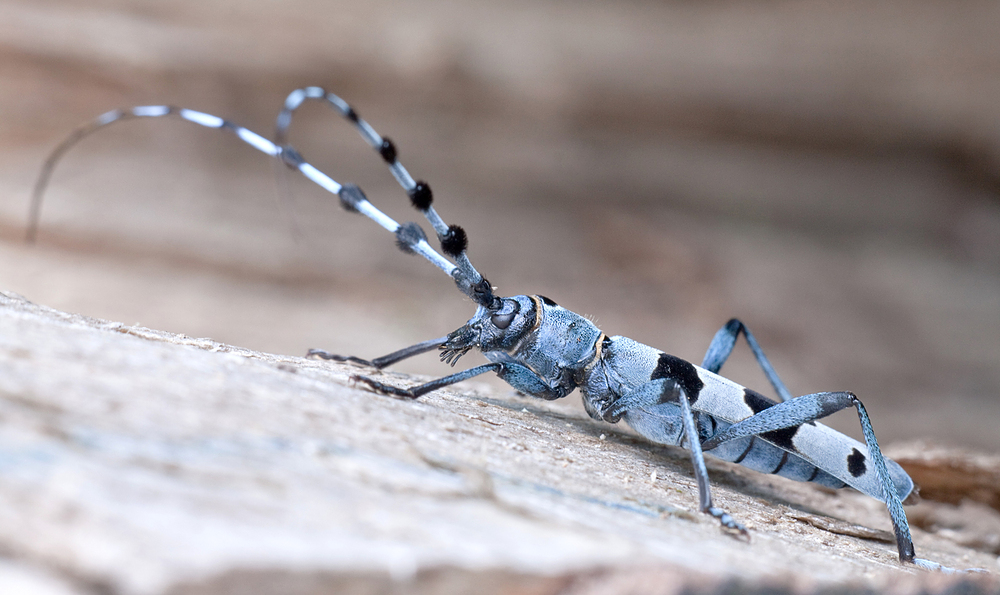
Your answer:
[462,295,603,388]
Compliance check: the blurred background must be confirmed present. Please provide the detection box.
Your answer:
[1,0,998,449]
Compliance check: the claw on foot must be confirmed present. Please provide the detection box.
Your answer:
[708,507,750,540]
[307,350,374,367]
[351,374,416,399]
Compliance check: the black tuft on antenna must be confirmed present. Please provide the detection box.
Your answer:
[408,181,433,211]
[441,225,468,258]
[338,184,367,213]
[378,138,397,163]
[395,221,428,254]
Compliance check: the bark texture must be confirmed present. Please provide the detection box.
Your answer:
[0,292,996,595]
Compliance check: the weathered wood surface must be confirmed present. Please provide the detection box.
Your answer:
[0,291,996,595]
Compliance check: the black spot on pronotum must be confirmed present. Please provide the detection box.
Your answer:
[539,296,557,307]
[337,183,367,213]
[650,353,704,404]
[408,181,433,211]
[441,225,468,257]
[378,138,397,163]
[847,448,867,477]
[395,222,428,254]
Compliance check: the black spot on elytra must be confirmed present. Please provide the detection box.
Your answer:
[539,295,557,307]
[762,426,800,451]
[847,448,867,477]
[743,389,800,451]
[650,353,704,405]
[743,388,777,413]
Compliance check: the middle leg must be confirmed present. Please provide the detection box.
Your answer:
[702,318,792,402]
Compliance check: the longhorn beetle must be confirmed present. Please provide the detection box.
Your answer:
[29,87,979,573]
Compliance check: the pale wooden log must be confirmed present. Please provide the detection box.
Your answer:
[0,292,995,595]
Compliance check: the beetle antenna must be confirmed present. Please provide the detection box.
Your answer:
[27,104,482,292]
[277,87,499,310]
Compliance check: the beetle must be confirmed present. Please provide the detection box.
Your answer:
[29,86,976,572]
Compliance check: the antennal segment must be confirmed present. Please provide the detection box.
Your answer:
[28,105,458,277]
[277,87,499,310]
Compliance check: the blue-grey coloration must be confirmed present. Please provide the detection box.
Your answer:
[29,86,981,574]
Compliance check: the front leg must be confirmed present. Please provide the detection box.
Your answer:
[354,363,502,399]
[308,335,449,369]
[354,361,569,401]
[495,362,572,400]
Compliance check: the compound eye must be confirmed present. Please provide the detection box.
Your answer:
[490,299,520,329]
